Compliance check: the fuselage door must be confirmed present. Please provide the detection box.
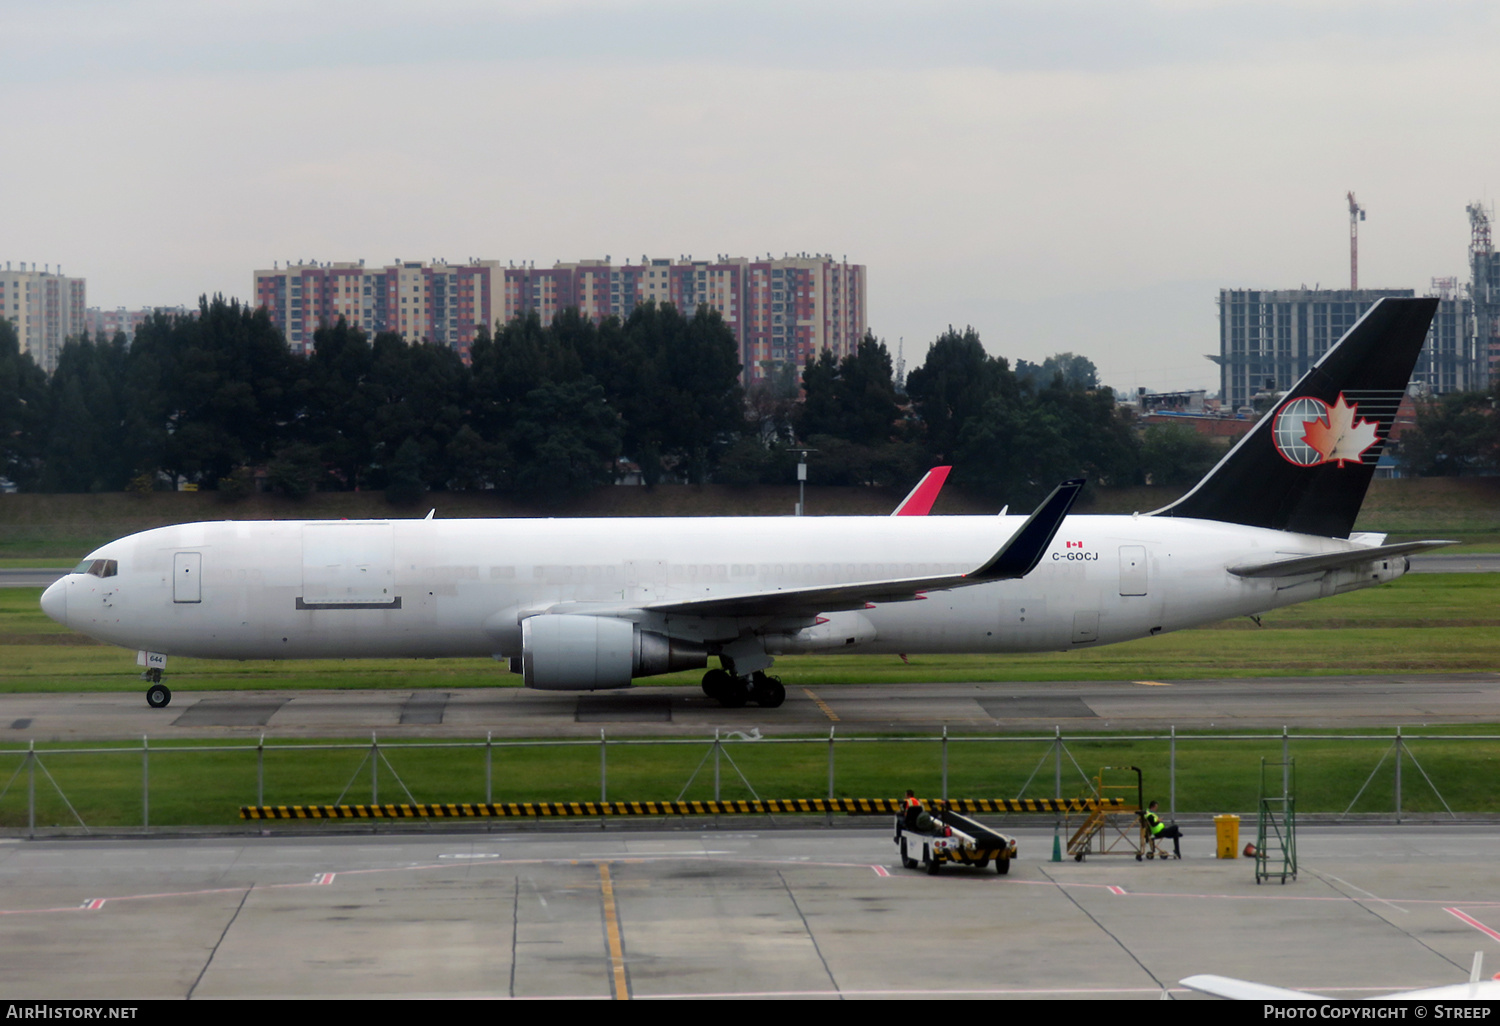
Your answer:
[173,551,202,604]
[1119,545,1148,597]
[301,522,397,607]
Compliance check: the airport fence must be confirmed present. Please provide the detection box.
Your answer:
[0,727,1496,834]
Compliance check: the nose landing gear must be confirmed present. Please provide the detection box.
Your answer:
[143,668,171,709]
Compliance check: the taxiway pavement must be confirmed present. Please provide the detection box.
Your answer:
[0,825,1496,1000]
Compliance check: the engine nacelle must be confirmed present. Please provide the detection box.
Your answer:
[520,615,707,690]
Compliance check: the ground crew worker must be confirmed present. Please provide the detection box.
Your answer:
[903,789,922,830]
[904,789,936,833]
[1144,800,1182,858]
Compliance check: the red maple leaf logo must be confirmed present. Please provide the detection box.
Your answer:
[1302,395,1380,467]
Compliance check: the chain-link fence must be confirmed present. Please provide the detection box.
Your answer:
[0,726,1493,835]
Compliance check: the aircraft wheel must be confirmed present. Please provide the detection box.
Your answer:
[146,683,172,709]
[901,840,917,869]
[716,677,749,708]
[701,669,732,699]
[753,674,785,708]
[997,856,1011,875]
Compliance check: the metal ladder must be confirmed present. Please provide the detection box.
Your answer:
[1255,758,1297,884]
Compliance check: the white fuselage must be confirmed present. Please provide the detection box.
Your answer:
[43,514,1405,669]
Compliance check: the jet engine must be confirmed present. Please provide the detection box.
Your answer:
[520,614,707,690]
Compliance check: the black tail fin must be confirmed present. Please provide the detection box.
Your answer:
[1152,297,1437,538]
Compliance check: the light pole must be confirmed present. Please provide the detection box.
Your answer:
[789,448,816,516]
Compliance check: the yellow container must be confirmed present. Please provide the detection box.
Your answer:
[1215,814,1240,858]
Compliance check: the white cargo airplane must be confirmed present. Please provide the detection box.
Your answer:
[41,298,1450,710]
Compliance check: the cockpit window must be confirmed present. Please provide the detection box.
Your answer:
[72,558,118,578]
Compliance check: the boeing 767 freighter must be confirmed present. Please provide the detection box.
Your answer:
[41,298,1450,710]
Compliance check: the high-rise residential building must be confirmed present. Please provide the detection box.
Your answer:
[254,253,867,381]
[85,306,192,342]
[1214,287,1478,410]
[501,253,866,383]
[0,263,86,374]
[252,259,500,359]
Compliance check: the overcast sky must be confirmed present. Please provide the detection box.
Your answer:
[4,0,1496,393]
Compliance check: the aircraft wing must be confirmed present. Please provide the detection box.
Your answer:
[1179,974,1329,1000]
[1227,540,1458,579]
[1182,972,1500,1002]
[641,478,1085,619]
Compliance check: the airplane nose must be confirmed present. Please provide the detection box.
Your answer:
[40,578,68,625]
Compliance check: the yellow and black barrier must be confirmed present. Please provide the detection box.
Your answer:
[239,796,1127,820]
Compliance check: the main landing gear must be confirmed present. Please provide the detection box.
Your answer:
[701,668,786,708]
[143,668,171,709]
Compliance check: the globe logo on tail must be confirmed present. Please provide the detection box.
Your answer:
[1272,394,1380,468]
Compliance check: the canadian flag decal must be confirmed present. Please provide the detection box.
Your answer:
[1065,540,1083,548]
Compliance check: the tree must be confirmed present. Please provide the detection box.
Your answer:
[904,327,1018,462]
[1015,352,1099,391]
[797,333,899,447]
[41,333,135,492]
[265,443,324,498]
[385,437,425,505]
[952,394,1072,501]
[508,379,622,502]
[131,297,300,489]
[1399,391,1499,476]
[304,317,377,490]
[0,318,47,487]
[613,303,743,485]
[949,361,1141,501]
[1140,423,1224,487]
[1034,378,1141,487]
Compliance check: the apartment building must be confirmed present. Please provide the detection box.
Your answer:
[0,263,86,374]
[252,259,500,359]
[502,253,866,382]
[253,253,866,379]
[85,306,192,342]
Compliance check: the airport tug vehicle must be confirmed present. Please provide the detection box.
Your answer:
[895,801,1017,875]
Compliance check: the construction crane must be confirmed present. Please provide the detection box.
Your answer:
[1470,202,1496,387]
[1347,191,1366,290]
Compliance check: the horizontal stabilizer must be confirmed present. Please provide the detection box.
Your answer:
[1227,539,1458,579]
